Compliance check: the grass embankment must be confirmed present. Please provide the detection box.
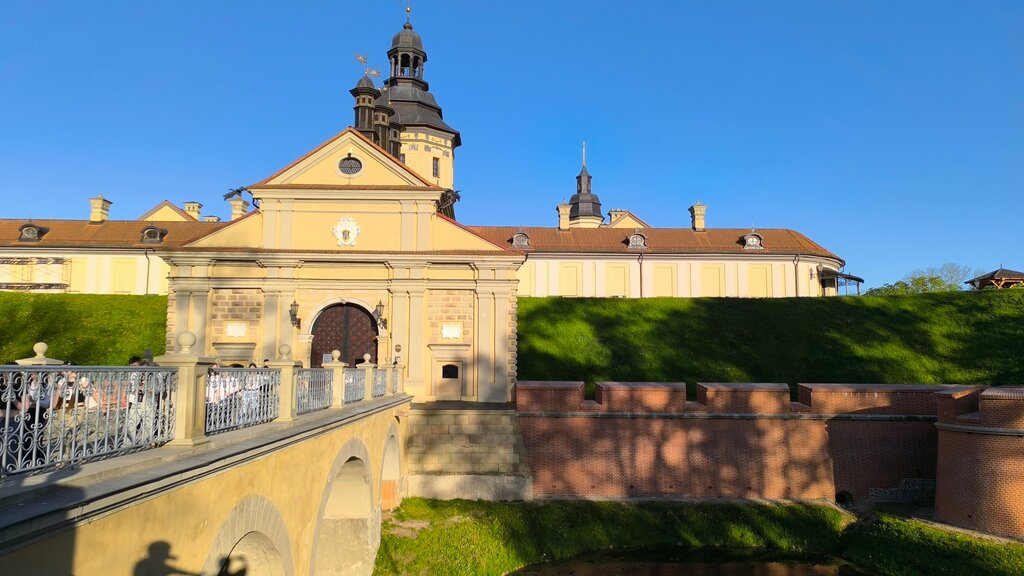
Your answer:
[518,291,1024,393]
[374,499,1024,576]
[0,293,168,365]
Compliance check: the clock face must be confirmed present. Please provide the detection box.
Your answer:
[746,236,759,246]
[339,157,362,175]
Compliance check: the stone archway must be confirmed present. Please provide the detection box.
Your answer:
[223,531,286,576]
[310,303,379,368]
[311,439,378,576]
[202,495,293,576]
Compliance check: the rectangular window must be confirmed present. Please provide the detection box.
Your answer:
[399,153,406,164]
[432,157,440,178]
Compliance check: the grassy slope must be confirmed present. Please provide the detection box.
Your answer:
[517,291,1024,388]
[374,499,848,576]
[0,293,167,365]
[374,500,1024,576]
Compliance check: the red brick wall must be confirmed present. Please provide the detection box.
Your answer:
[517,383,950,503]
[934,386,1024,539]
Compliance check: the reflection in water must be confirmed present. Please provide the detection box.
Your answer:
[511,548,872,576]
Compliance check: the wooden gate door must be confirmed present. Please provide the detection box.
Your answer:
[310,304,379,368]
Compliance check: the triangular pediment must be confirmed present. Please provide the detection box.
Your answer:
[253,128,436,189]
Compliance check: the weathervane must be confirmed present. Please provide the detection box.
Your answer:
[355,53,381,78]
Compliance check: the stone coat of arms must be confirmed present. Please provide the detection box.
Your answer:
[331,217,360,247]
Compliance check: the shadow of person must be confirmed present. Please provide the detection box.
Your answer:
[133,541,200,576]
[216,555,248,576]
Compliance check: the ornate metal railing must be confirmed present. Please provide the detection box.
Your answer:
[372,368,388,398]
[1,366,177,478]
[205,368,279,434]
[391,365,400,394]
[344,368,365,404]
[296,368,332,414]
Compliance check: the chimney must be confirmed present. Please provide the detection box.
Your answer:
[229,197,250,221]
[203,215,222,222]
[89,195,112,223]
[557,203,571,230]
[183,201,202,221]
[689,202,707,232]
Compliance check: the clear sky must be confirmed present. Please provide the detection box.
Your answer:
[2,1,1021,287]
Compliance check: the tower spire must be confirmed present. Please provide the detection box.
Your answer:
[582,141,587,167]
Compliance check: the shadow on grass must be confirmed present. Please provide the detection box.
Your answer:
[516,291,1024,394]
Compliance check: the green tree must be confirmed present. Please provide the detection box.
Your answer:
[865,263,978,296]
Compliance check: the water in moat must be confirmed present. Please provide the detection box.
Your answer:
[510,547,872,575]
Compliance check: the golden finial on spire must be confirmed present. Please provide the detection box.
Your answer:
[406,0,412,20]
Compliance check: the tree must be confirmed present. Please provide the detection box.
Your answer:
[906,263,982,287]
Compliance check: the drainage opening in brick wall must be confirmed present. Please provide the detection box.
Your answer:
[835,491,854,508]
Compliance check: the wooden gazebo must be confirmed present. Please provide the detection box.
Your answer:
[964,267,1024,290]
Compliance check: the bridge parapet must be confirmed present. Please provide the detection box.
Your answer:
[1,336,406,480]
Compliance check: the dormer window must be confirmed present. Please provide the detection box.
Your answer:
[627,232,647,250]
[742,232,764,250]
[18,223,46,242]
[511,231,531,249]
[141,226,167,244]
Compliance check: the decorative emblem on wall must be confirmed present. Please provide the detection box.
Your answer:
[331,217,360,247]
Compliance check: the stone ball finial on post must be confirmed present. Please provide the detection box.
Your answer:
[278,344,292,361]
[177,332,197,354]
[331,350,342,362]
[32,342,48,359]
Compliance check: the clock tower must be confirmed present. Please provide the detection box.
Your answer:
[368,17,461,192]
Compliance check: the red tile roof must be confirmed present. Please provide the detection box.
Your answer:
[468,226,841,261]
[0,219,226,249]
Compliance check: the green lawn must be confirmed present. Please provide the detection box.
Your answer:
[517,291,1024,392]
[374,499,1024,576]
[0,293,168,365]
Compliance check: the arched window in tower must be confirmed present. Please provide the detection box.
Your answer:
[400,54,411,76]
[432,157,440,178]
[413,56,421,77]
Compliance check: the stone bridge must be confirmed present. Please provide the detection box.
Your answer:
[0,337,413,576]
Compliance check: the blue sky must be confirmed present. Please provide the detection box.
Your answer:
[2,1,1021,287]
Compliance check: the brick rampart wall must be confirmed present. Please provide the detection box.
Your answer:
[935,386,1024,539]
[517,382,948,503]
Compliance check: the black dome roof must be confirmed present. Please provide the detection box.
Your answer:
[391,21,423,51]
[354,74,376,90]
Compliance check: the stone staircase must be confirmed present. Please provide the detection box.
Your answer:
[404,404,532,500]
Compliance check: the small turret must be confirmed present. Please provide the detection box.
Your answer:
[350,74,380,144]
[568,143,603,228]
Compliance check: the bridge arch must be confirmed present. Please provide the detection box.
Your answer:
[381,420,402,510]
[311,437,378,576]
[201,495,294,576]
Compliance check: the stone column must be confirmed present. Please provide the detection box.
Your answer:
[323,350,348,408]
[357,354,375,400]
[269,344,301,422]
[14,342,65,366]
[155,332,216,446]
[261,290,280,363]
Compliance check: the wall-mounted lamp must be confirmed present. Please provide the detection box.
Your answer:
[372,300,387,329]
[289,300,300,328]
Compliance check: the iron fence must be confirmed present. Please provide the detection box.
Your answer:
[1,366,177,477]
[372,368,388,398]
[296,368,333,414]
[205,368,279,434]
[344,368,365,404]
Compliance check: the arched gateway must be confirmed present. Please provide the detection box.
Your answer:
[310,303,379,367]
